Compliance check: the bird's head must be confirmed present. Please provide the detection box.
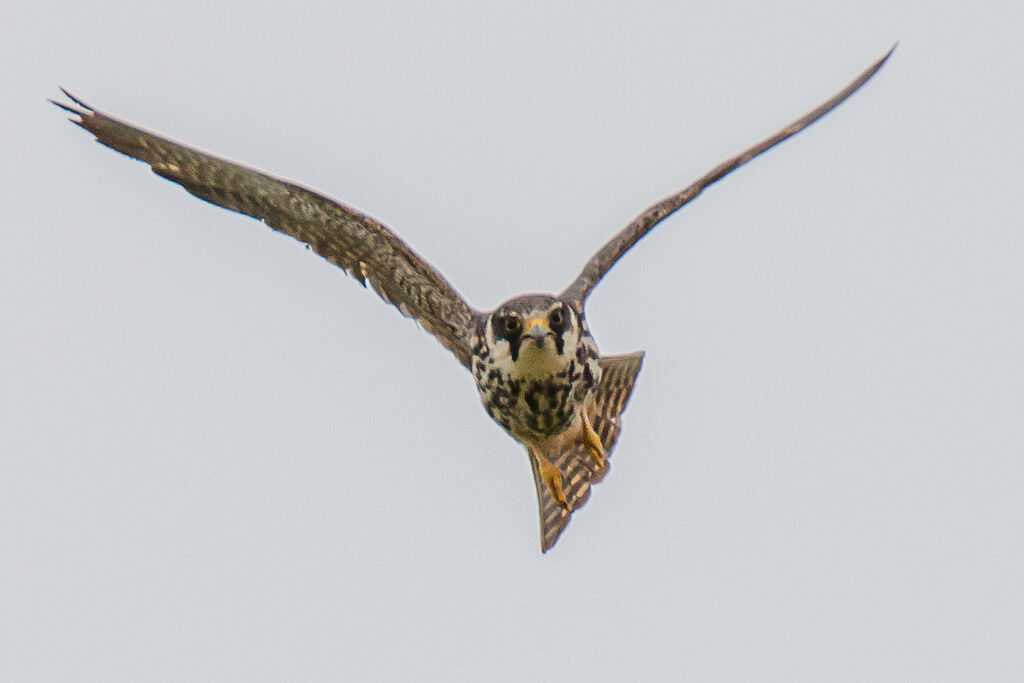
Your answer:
[484,294,583,373]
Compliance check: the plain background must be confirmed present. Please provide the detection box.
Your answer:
[3,1,1022,680]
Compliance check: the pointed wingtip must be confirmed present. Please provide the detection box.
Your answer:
[49,98,81,116]
[50,87,95,120]
[837,44,897,104]
[866,43,898,77]
[59,87,93,110]
[882,42,899,64]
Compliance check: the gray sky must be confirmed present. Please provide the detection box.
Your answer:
[4,1,1023,680]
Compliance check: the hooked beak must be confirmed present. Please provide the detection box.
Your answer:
[524,319,551,346]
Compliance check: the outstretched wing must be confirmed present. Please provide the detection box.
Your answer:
[560,46,895,305]
[52,91,481,368]
[530,351,644,552]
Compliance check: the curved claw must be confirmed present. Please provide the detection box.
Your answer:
[538,457,571,511]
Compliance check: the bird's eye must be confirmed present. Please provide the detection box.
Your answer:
[548,308,564,330]
[504,316,521,334]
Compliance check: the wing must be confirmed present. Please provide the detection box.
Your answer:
[560,45,895,305]
[52,90,481,369]
[530,351,644,552]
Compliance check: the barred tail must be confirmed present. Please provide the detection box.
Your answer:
[530,351,645,552]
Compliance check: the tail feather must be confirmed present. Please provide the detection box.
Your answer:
[530,351,645,552]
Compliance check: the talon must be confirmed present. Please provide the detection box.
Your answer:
[581,412,606,468]
[538,457,571,510]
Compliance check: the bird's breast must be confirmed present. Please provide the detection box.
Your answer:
[474,339,602,442]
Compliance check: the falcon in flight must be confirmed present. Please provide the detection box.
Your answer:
[53,47,893,551]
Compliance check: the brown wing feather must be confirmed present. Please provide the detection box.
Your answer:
[560,45,895,305]
[52,90,480,368]
[530,351,645,552]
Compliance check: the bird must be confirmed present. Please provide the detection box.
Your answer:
[52,46,893,552]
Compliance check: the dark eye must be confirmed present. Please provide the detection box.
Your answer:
[502,316,522,336]
[548,307,565,330]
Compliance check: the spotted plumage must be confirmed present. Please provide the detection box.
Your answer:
[474,296,600,442]
[51,47,892,551]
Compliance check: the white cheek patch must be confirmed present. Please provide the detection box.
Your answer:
[484,322,513,363]
[492,339,513,363]
[564,325,581,350]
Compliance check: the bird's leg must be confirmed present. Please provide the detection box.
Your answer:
[534,450,571,511]
[581,411,606,469]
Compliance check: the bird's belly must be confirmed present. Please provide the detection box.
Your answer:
[513,378,576,437]
[474,339,603,443]
[478,373,590,441]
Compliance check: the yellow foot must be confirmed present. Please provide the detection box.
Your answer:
[538,456,571,510]
[581,412,606,469]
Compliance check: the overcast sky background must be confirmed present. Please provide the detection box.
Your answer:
[3,1,1022,680]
